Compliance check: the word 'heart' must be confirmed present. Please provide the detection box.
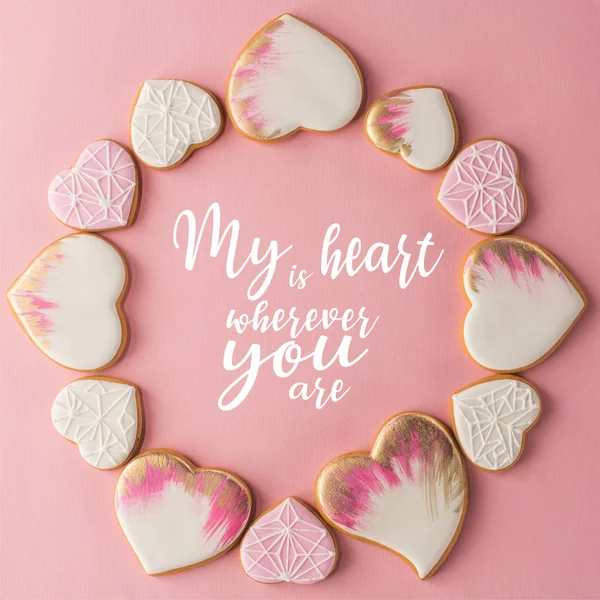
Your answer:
[240,497,337,584]
[52,377,142,470]
[48,140,138,231]
[7,234,128,371]
[227,13,363,141]
[438,139,526,234]
[451,375,541,472]
[315,412,467,579]
[463,236,586,372]
[115,450,252,575]
[365,86,458,172]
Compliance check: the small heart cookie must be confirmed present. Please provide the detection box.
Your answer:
[48,140,139,231]
[7,234,128,371]
[438,139,526,234]
[227,14,363,141]
[130,79,223,169]
[52,377,142,470]
[451,375,541,472]
[463,236,586,372]
[115,450,252,575]
[240,497,337,584]
[365,86,458,171]
[315,412,467,580]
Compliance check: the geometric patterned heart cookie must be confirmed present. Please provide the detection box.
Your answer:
[451,375,541,472]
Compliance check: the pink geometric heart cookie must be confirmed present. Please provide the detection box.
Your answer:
[48,140,139,231]
[315,412,468,580]
[115,450,252,575]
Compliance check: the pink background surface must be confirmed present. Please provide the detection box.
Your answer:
[1,1,599,598]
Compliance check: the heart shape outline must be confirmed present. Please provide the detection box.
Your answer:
[314,411,468,580]
[226,13,364,142]
[115,449,253,576]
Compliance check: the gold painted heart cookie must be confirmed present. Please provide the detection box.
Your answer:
[463,236,586,372]
[315,412,467,579]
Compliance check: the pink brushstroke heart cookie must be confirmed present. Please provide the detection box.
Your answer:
[48,140,139,231]
[227,13,363,141]
[115,450,252,575]
[7,233,128,371]
[365,86,458,171]
[463,236,586,372]
[240,497,337,584]
[315,412,467,580]
[438,139,526,234]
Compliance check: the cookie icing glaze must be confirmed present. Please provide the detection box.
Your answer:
[240,498,337,584]
[115,450,252,575]
[438,140,526,234]
[463,237,586,372]
[7,234,128,371]
[227,14,363,141]
[365,86,458,171]
[52,378,141,470]
[130,80,222,169]
[452,376,541,472]
[48,140,138,231]
[315,413,467,580]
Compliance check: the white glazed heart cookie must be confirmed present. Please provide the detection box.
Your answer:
[130,79,223,169]
[227,14,363,141]
[52,377,142,470]
[365,86,458,171]
[115,450,252,575]
[7,233,128,371]
[451,375,541,472]
[462,236,586,372]
[315,412,467,580]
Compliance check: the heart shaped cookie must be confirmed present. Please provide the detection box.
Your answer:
[463,236,586,372]
[365,86,458,171]
[227,13,363,141]
[240,497,337,584]
[438,139,526,234]
[7,233,128,371]
[52,377,142,470]
[130,79,223,169]
[115,450,252,575]
[315,412,467,580]
[48,140,139,231]
[451,375,541,472]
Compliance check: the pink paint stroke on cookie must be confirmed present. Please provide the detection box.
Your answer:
[49,140,138,231]
[241,498,337,584]
[438,139,525,234]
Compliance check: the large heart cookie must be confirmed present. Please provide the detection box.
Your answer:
[240,497,337,584]
[52,377,142,470]
[315,412,467,580]
[48,140,139,231]
[115,450,252,575]
[130,79,223,169]
[365,86,458,171]
[438,139,526,234]
[7,233,128,371]
[451,375,541,472]
[463,237,586,372]
[227,13,363,141]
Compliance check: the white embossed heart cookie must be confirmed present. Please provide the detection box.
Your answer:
[451,375,541,472]
[48,140,139,231]
[365,86,458,171]
[315,412,467,579]
[52,377,142,470]
[115,450,252,575]
[227,14,363,141]
[463,237,586,372]
[7,233,128,371]
[130,79,223,169]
